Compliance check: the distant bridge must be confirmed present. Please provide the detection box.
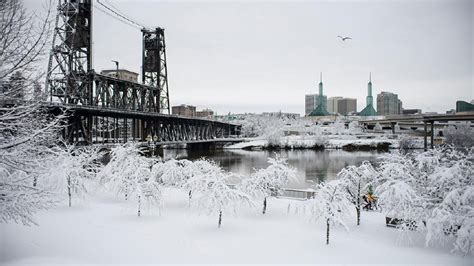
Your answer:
[360,113,474,149]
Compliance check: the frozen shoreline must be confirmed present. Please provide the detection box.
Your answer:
[225,135,425,151]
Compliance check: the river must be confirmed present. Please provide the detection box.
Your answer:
[162,149,383,189]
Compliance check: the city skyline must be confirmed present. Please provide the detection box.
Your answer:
[24,0,473,115]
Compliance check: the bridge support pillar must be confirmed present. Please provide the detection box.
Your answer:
[424,122,428,151]
[430,121,434,149]
[155,146,164,158]
[391,122,396,134]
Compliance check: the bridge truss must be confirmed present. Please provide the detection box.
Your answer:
[45,0,239,145]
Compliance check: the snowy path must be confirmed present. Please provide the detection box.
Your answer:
[1,189,471,265]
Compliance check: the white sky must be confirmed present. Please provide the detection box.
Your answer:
[25,0,473,115]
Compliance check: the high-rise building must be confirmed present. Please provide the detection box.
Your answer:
[337,98,357,115]
[305,94,327,115]
[308,73,329,116]
[359,73,377,116]
[327,96,343,114]
[172,104,196,117]
[377,91,403,115]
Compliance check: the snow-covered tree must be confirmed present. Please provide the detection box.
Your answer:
[0,0,64,225]
[374,151,426,230]
[43,145,102,207]
[348,121,363,135]
[186,159,252,228]
[240,114,287,138]
[153,159,193,188]
[264,126,285,148]
[443,124,474,148]
[399,135,418,150]
[309,180,353,245]
[337,161,378,225]
[374,147,473,254]
[239,155,296,214]
[99,144,162,216]
[331,121,346,135]
[0,167,56,225]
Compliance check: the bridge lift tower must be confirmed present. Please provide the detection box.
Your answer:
[142,28,171,114]
[45,0,93,105]
[46,0,171,115]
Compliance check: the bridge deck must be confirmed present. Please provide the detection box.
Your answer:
[360,113,474,124]
[43,102,241,127]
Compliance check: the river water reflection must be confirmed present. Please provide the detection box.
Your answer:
[163,149,383,189]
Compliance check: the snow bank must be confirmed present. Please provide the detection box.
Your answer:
[225,135,417,150]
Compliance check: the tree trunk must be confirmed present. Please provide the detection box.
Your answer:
[356,207,360,226]
[357,181,361,225]
[67,176,71,207]
[188,190,192,207]
[326,218,330,245]
[218,210,222,228]
[138,195,141,217]
[262,197,267,214]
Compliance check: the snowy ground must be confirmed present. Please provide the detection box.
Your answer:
[1,189,470,265]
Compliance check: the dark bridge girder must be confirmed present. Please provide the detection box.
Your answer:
[45,103,240,145]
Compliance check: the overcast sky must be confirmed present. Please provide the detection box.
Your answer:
[26,0,473,115]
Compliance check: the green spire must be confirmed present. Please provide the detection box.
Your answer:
[360,72,377,116]
[309,72,329,116]
[366,72,373,106]
[318,72,324,106]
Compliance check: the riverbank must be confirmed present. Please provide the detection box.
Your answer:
[225,134,425,151]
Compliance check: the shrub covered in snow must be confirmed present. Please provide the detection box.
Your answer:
[331,121,347,135]
[264,127,285,147]
[240,115,288,138]
[443,124,474,148]
[348,121,363,134]
[153,159,193,188]
[373,147,474,255]
[399,135,418,150]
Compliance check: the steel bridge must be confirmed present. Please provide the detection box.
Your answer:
[44,0,240,145]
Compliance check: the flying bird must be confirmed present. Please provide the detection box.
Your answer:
[337,35,352,41]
